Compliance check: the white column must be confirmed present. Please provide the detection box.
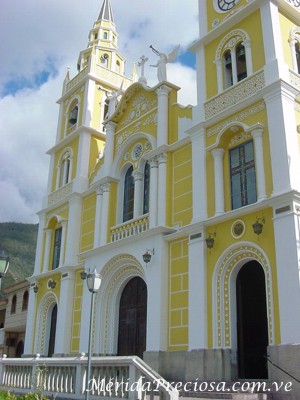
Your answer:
[133,171,143,219]
[104,122,117,175]
[43,229,52,272]
[212,148,225,216]
[149,157,158,228]
[34,214,46,275]
[156,85,171,146]
[100,183,110,245]
[82,79,95,127]
[289,39,297,72]
[75,131,91,191]
[157,153,167,226]
[243,39,253,75]
[264,85,300,195]
[79,283,91,353]
[145,238,168,351]
[55,271,75,354]
[273,207,300,343]
[24,285,38,355]
[261,1,289,83]
[215,58,223,94]
[59,221,67,267]
[65,195,82,266]
[189,128,207,222]
[94,186,103,247]
[251,124,266,201]
[231,50,238,85]
[188,233,207,349]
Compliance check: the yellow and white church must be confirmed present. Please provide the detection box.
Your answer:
[24,0,300,386]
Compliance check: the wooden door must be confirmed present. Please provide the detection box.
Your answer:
[118,277,147,358]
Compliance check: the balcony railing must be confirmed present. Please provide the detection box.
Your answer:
[0,355,178,400]
[204,69,265,119]
[111,215,149,242]
[48,182,73,207]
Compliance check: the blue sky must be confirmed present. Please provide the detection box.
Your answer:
[0,0,198,223]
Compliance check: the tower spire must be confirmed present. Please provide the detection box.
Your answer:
[98,0,114,24]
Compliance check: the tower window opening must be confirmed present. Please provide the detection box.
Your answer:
[236,43,247,82]
[296,42,300,74]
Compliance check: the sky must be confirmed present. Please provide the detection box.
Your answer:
[0,0,199,224]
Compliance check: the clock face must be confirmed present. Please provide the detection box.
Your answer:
[214,0,240,13]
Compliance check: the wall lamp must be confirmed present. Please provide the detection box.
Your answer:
[33,285,39,294]
[142,249,154,265]
[252,217,265,236]
[48,279,56,289]
[205,233,216,249]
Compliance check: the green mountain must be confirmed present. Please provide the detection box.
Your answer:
[0,222,38,289]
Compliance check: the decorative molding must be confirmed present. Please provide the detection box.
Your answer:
[115,113,157,152]
[205,70,265,119]
[215,245,274,348]
[207,102,265,137]
[48,182,73,206]
[228,131,252,148]
[118,95,157,129]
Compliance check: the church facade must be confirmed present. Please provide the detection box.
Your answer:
[24,0,300,387]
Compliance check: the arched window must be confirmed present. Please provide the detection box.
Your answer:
[11,295,17,314]
[52,227,62,270]
[216,30,251,92]
[22,291,29,311]
[68,102,78,127]
[230,140,257,209]
[103,31,108,40]
[123,166,134,222]
[143,162,150,215]
[289,27,300,74]
[59,151,71,187]
[116,60,121,74]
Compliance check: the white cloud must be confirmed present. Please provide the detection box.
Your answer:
[0,0,198,223]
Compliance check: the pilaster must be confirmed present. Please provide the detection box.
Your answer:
[264,84,300,195]
[156,85,171,147]
[273,204,300,343]
[34,214,46,275]
[132,171,144,219]
[157,153,167,226]
[189,128,207,222]
[100,182,111,245]
[24,285,38,354]
[188,232,207,349]
[65,195,82,266]
[212,148,225,216]
[250,124,266,201]
[104,121,117,174]
[149,157,158,228]
[94,186,103,247]
[55,271,76,354]
[43,229,52,272]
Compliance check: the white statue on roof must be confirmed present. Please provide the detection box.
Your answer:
[106,81,123,118]
[150,44,180,83]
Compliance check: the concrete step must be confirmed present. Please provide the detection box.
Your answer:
[173,380,287,400]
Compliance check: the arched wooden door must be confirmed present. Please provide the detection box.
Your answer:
[48,304,57,357]
[236,261,268,378]
[117,277,147,358]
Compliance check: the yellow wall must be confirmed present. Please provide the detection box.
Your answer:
[80,193,96,253]
[171,145,193,227]
[168,238,189,350]
[71,270,84,353]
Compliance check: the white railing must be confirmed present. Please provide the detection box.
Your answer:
[0,355,178,400]
[48,182,73,206]
[111,215,149,242]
